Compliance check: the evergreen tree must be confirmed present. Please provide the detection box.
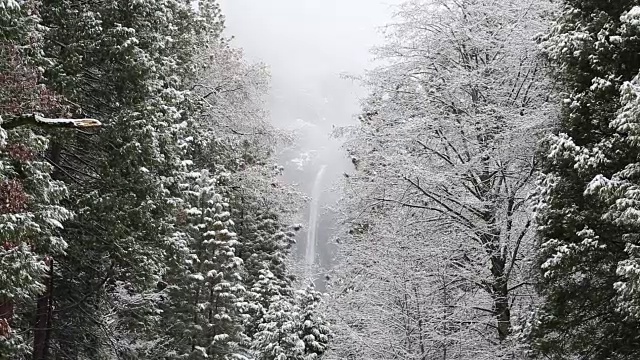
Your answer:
[296,287,331,359]
[0,128,72,358]
[253,286,330,360]
[185,39,327,358]
[0,0,328,358]
[27,0,225,356]
[162,169,247,359]
[534,2,640,358]
[0,1,77,356]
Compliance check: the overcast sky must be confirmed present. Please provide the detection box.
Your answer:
[218,0,398,80]
[217,0,401,130]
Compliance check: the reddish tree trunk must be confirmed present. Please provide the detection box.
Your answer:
[33,257,54,360]
[0,299,14,338]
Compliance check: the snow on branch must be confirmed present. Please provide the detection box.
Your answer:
[0,114,102,130]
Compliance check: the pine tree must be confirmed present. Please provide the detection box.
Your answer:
[0,1,76,357]
[161,169,247,359]
[296,287,331,359]
[253,286,330,360]
[229,184,297,315]
[534,2,640,358]
[0,128,72,358]
[1,1,329,358]
[25,0,226,356]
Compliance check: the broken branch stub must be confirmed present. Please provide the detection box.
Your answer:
[0,114,102,130]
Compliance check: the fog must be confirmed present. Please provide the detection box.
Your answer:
[218,0,400,128]
[218,0,401,284]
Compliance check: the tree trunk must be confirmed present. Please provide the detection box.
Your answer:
[480,206,511,341]
[32,141,63,360]
[489,248,511,341]
[493,277,511,341]
[413,285,427,360]
[0,299,14,338]
[33,257,54,360]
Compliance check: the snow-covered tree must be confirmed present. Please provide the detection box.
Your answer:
[0,128,72,358]
[187,38,326,360]
[329,0,555,358]
[20,0,229,356]
[160,169,247,359]
[0,1,81,357]
[0,0,326,358]
[253,286,330,360]
[533,1,640,358]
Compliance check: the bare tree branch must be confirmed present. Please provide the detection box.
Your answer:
[1,114,102,130]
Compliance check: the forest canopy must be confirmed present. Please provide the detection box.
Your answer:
[3,0,640,359]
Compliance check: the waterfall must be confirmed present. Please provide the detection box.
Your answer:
[306,165,327,270]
